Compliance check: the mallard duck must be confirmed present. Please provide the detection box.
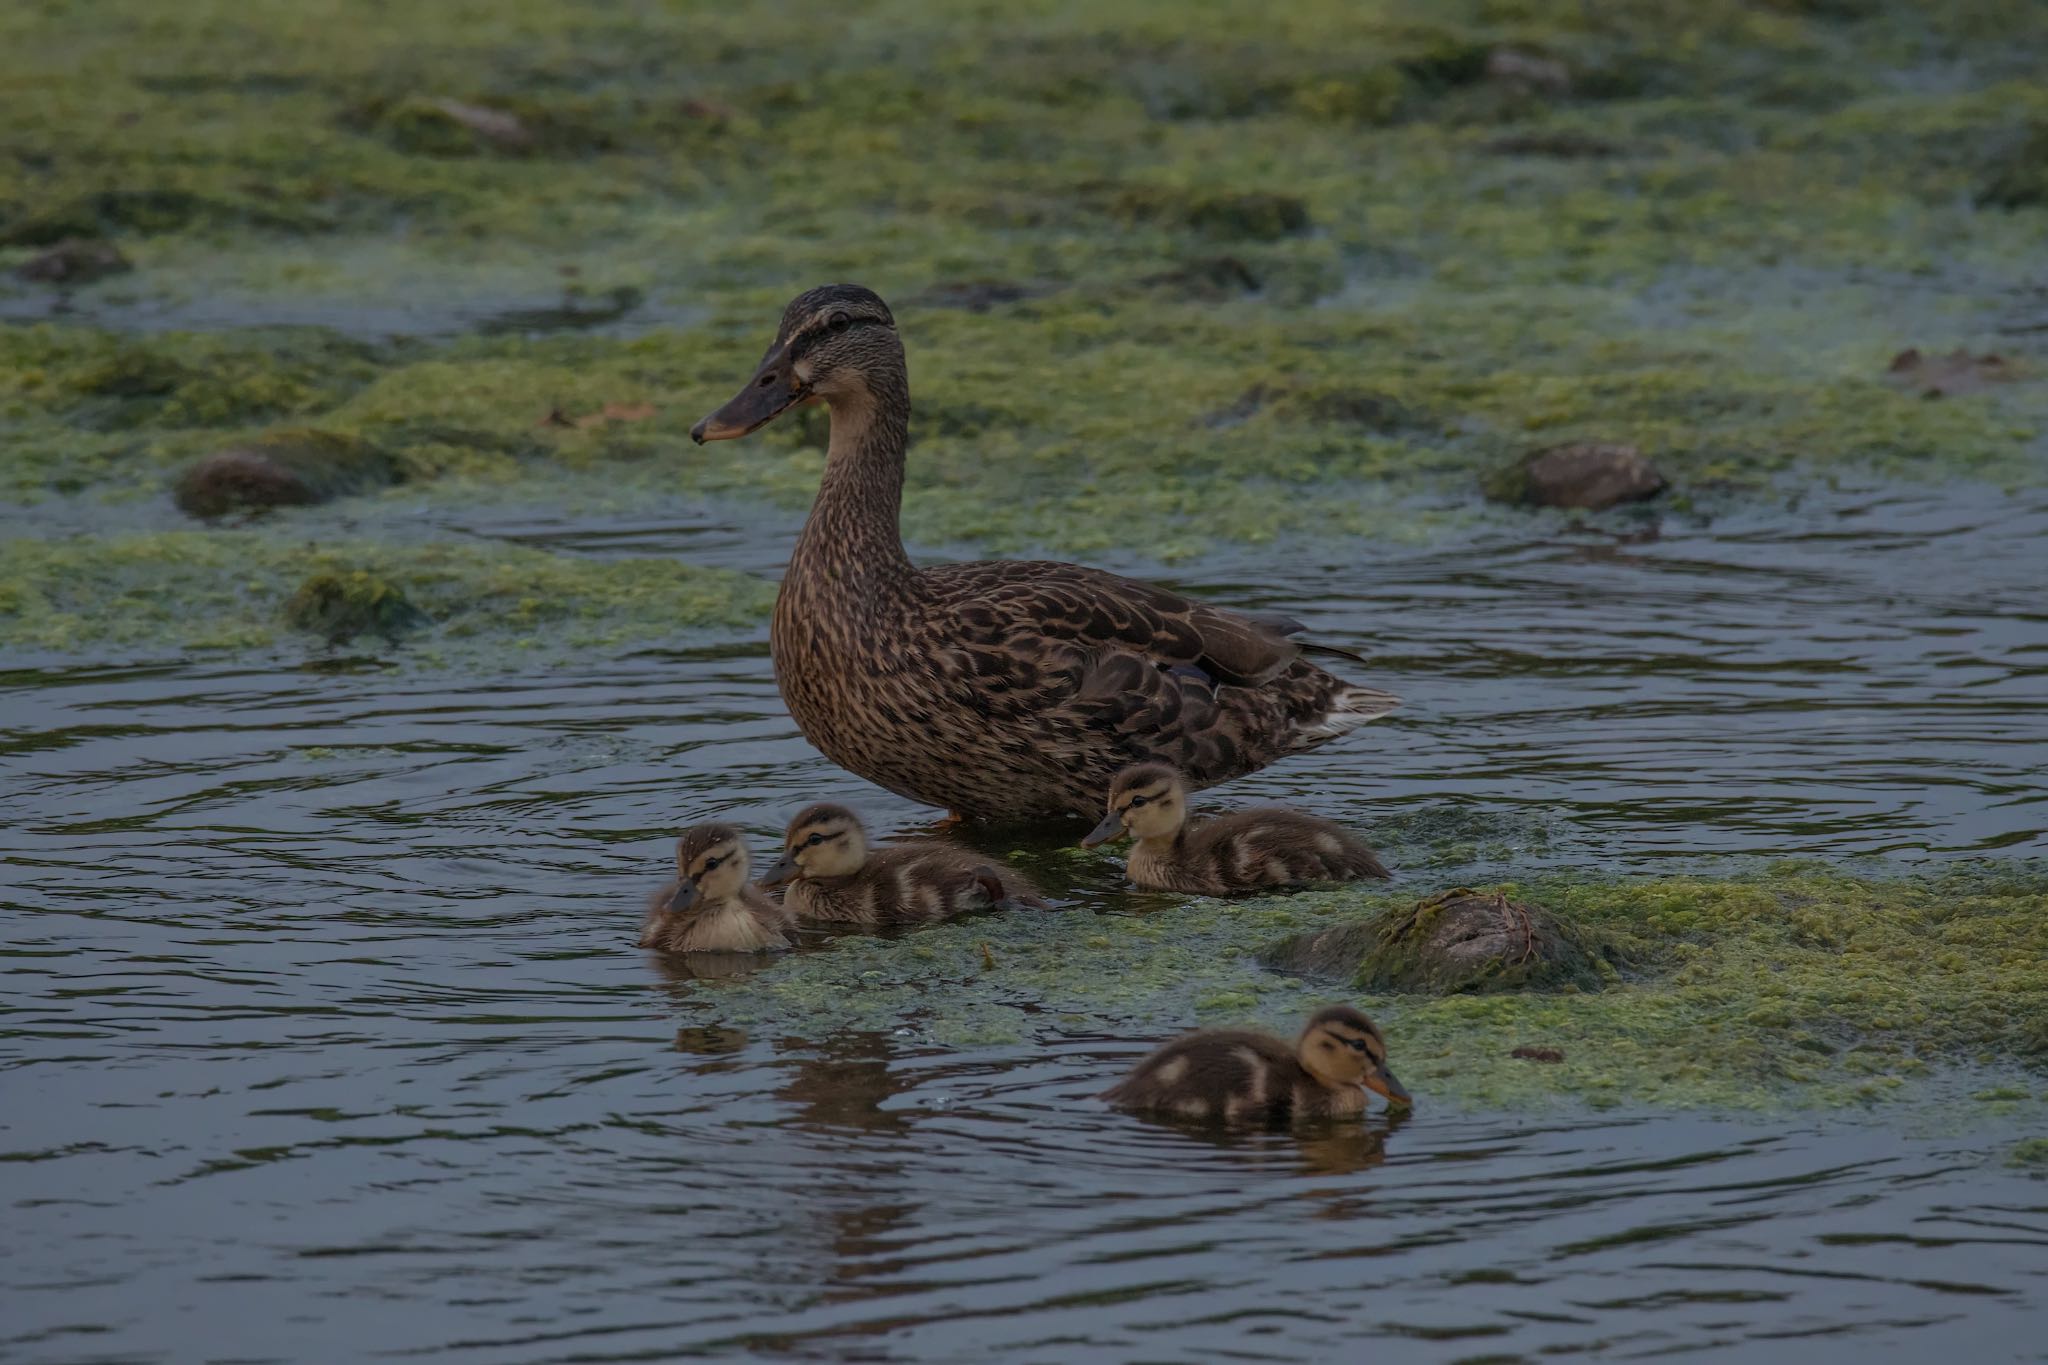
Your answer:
[639,823,795,954]
[688,284,1399,822]
[758,801,1047,924]
[1102,1005,1410,1122]
[1082,761,1390,893]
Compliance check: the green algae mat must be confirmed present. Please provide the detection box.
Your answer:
[3,0,2045,1122]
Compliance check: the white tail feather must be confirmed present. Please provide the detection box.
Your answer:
[1295,684,1400,746]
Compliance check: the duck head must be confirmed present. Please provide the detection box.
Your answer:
[690,284,901,443]
[1082,762,1190,848]
[1298,1004,1411,1109]
[667,823,750,914]
[760,802,871,887]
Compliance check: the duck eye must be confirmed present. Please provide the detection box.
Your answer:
[828,311,851,332]
[702,855,722,871]
[1127,795,1149,808]
[806,832,826,847]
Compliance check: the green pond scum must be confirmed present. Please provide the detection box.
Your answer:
[688,865,2048,1113]
[3,2,2046,1118]
[0,528,774,660]
[0,0,2043,566]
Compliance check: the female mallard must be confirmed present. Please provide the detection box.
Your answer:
[1102,1005,1410,1123]
[759,801,1047,924]
[689,284,1399,822]
[639,823,795,954]
[1082,762,1390,894]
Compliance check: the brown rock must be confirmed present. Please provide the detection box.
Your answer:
[15,237,132,285]
[1486,442,1666,510]
[174,431,398,518]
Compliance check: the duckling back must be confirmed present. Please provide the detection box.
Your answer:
[1101,1029,1350,1124]
[1143,808,1390,895]
[787,841,1044,925]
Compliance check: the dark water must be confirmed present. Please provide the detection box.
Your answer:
[4,481,2046,1362]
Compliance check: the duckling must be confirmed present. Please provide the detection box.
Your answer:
[758,802,1047,925]
[1102,1005,1410,1123]
[1081,762,1390,894]
[639,823,795,954]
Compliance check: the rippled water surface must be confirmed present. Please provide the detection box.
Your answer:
[5,481,2046,1361]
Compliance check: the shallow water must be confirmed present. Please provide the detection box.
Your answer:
[4,479,2046,1361]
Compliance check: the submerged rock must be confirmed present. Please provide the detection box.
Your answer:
[282,569,428,644]
[1484,442,1666,510]
[15,237,132,285]
[1261,887,1610,994]
[174,430,399,518]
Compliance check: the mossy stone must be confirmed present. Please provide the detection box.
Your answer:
[1263,887,1613,994]
[174,431,400,518]
[282,569,428,644]
[14,238,133,285]
[1483,442,1667,510]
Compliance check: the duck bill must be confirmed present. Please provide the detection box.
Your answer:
[665,879,701,915]
[1080,811,1126,848]
[689,346,809,443]
[757,853,798,890]
[1363,1066,1412,1108]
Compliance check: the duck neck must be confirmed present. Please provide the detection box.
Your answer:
[791,370,914,593]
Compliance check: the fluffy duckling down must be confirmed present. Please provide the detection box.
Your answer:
[640,823,795,954]
[1083,762,1390,895]
[1102,1005,1410,1124]
[760,802,1046,925]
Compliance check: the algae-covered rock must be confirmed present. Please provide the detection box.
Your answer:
[15,237,132,285]
[174,430,400,518]
[1483,442,1667,510]
[282,569,429,644]
[1262,887,1611,994]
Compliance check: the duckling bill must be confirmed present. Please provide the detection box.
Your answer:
[1103,1005,1410,1124]
[1083,762,1390,895]
[640,823,795,954]
[759,802,1046,924]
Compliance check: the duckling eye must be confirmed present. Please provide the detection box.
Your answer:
[806,832,826,847]
[1127,795,1149,809]
[828,311,851,332]
[702,855,723,871]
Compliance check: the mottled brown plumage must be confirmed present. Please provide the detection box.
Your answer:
[640,823,795,954]
[1101,1005,1409,1123]
[1083,762,1391,894]
[759,802,1046,925]
[689,284,1400,821]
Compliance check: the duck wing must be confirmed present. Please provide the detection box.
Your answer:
[924,560,1306,687]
